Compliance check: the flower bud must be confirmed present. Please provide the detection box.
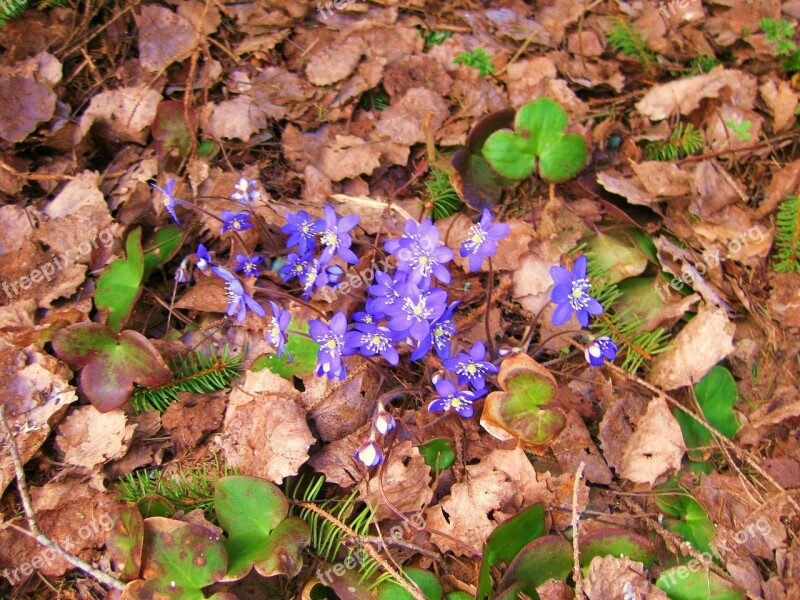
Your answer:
[374,409,396,435]
[355,439,383,468]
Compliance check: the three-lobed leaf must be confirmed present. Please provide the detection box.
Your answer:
[482,98,587,183]
[51,322,172,412]
[214,476,309,581]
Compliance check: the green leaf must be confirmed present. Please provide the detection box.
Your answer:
[656,566,745,600]
[132,517,228,599]
[482,130,537,180]
[51,322,173,412]
[675,366,739,459]
[137,494,174,518]
[477,504,546,600]
[482,353,565,449]
[143,225,186,279]
[481,98,586,183]
[95,228,145,331]
[578,528,658,570]
[538,133,588,182]
[377,567,442,600]
[584,232,650,284]
[515,99,568,155]
[498,535,572,597]
[252,318,319,378]
[655,484,715,554]
[105,503,144,581]
[215,476,309,581]
[417,439,455,474]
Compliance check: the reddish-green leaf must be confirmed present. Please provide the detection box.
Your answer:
[51,322,172,412]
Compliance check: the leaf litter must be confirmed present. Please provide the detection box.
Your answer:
[0,0,798,599]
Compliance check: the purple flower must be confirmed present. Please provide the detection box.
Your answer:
[355,439,383,467]
[233,254,263,278]
[368,270,406,314]
[266,301,292,361]
[396,220,453,285]
[325,264,345,286]
[214,267,266,322]
[220,210,253,234]
[299,258,328,300]
[152,179,181,226]
[550,255,603,327]
[442,341,498,389]
[279,252,311,283]
[281,210,319,254]
[385,283,447,341]
[427,380,487,418]
[411,301,459,361]
[384,218,424,255]
[309,312,355,379]
[353,306,384,325]
[460,208,510,272]
[345,323,399,366]
[231,177,261,204]
[585,336,617,367]
[195,244,213,273]
[316,205,360,265]
[174,257,190,284]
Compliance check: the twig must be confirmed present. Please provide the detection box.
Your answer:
[0,406,124,592]
[571,461,586,600]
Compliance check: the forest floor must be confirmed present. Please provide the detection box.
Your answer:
[0,1,799,599]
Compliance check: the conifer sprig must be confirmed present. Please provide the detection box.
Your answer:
[773,195,800,273]
[131,345,243,412]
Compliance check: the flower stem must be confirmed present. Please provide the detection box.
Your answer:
[484,257,495,358]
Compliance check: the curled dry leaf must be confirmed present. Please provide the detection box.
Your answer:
[635,68,757,121]
[0,347,77,496]
[135,4,199,72]
[358,440,432,520]
[216,369,314,484]
[76,85,162,145]
[620,396,686,486]
[648,304,735,390]
[55,406,136,470]
[0,481,125,577]
[425,447,551,555]
[0,52,62,143]
[585,556,668,600]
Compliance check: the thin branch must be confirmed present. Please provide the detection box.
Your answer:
[0,405,124,592]
[572,461,586,600]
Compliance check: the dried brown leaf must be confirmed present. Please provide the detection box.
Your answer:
[620,396,686,486]
[55,406,135,470]
[649,304,735,390]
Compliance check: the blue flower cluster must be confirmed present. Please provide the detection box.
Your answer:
[161,175,511,468]
[549,255,618,367]
[280,206,360,300]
